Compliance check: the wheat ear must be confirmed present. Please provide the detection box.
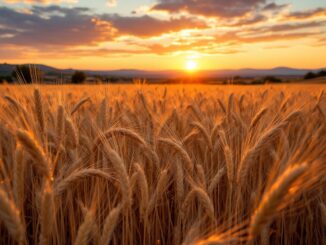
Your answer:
[103,146,131,208]
[147,169,169,216]
[16,129,50,178]
[250,163,307,236]
[158,138,193,173]
[208,167,226,195]
[97,97,107,129]
[65,116,78,149]
[56,105,65,145]
[34,88,45,132]
[135,163,149,218]
[54,169,112,196]
[183,187,215,221]
[13,147,25,209]
[71,97,90,115]
[74,209,95,245]
[249,107,268,130]
[0,188,25,244]
[191,121,212,150]
[99,205,122,245]
[320,202,326,227]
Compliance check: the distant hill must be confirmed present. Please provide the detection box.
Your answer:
[0,63,61,76]
[1,63,325,78]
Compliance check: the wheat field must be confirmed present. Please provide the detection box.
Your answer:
[0,84,325,245]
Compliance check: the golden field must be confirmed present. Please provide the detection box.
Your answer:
[0,84,325,245]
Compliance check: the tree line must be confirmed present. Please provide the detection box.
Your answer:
[0,65,87,84]
[304,70,326,80]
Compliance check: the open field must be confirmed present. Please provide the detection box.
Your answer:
[0,84,325,244]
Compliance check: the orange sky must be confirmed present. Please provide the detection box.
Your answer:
[0,0,325,70]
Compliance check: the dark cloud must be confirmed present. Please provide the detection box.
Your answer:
[262,3,288,12]
[230,14,267,26]
[101,14,207,37]
[0,5,208,48]
[251,21,326,33]
[4,0,77,4]
[286,7,326,20]
[152,0,266,18]
[0,6,110,46]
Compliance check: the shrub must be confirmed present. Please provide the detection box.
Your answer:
[71,71,86,84]
[0,75,13,83]
[263,76,282,83]
[304,72,317,80]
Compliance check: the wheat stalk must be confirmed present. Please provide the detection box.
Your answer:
[39,181,55,245]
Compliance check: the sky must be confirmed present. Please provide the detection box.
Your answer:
[0,0,325,70]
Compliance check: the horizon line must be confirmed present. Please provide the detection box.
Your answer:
[1,62,326,72]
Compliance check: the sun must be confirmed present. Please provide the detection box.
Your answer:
[185,60,198,72]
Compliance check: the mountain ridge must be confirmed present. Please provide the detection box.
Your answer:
[1,63,325,78]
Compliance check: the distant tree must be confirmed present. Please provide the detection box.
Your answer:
[251,79,264,85]
[263,76,282,83]
[71,71,86,84]
[318,70,326,77]
[0,75,13,83]
[304,72,317,80]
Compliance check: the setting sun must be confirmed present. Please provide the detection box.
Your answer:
[185,60,198,72]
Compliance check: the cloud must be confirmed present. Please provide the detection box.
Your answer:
[0,6,111,47]
[140,30,319,55]
[285,7,326,20]
[4,0,78,4]
[229,14,267,26]
[262,3,288,12]
[0,5,208,50]
[151,0,266,18]
[100,14,208,37]
[251,21,326,33]
[107,0,117,7]
[0,3,325,58]
[235,32,321,43]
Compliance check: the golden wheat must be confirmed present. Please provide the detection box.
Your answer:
[0,84,325,245]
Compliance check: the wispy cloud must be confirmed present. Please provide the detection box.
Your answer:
[4,0,78,4]
[285,7,326,20]
[107,0,117,7]
[151,0,266,18]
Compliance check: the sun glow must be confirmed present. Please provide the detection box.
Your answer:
[185,60,198,72]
